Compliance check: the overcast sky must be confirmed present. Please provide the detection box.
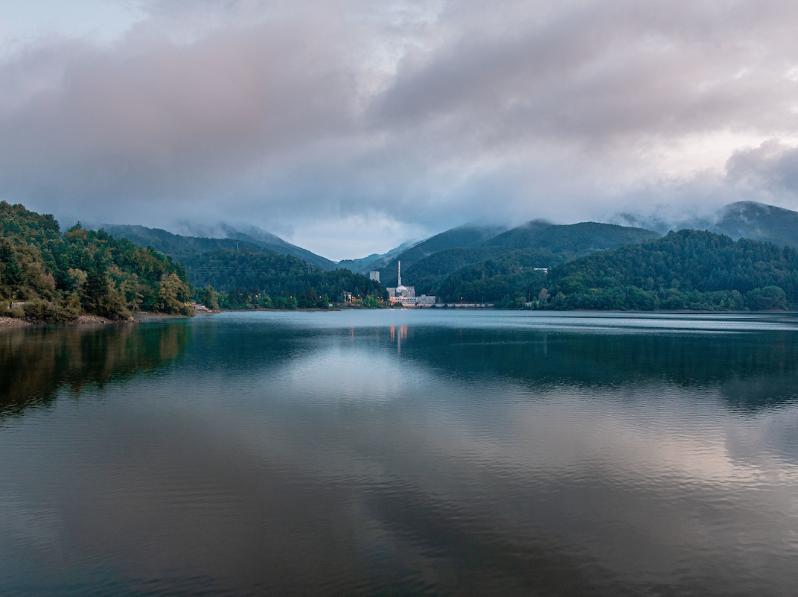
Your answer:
[1,0,798,259]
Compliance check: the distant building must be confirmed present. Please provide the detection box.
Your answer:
[369,271,380,282]
[386,261,436,307]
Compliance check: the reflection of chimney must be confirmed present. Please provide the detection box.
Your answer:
[397,260,402,287]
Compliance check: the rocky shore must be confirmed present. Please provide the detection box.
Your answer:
[0,316,31,328]
[0,311,197,331]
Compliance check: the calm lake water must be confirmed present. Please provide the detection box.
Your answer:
[2,310,798,595]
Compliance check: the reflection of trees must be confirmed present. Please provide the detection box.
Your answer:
[0,323,189,417]
[383,327,798,410]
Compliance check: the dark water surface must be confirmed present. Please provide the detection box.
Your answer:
[2,311,798,595]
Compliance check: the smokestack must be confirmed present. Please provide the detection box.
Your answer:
[397,260,402,287]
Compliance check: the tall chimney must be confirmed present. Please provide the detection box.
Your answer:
[397,260,402,287]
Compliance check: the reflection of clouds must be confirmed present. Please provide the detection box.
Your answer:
[145,345,798,592]
[724,406,798,470]
[3,321,798,594]
[216,310,798,334]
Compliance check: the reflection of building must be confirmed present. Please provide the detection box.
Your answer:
[386,261,436,307]
[369,271,380,282]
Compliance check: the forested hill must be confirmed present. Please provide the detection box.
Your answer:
[181,250,382,309]
[1,202,192,322]
[217,224,336,271]
[364,221,658,305]
[372,221,657,292]
[105,225,266,261]
[338,240,417,274]
[544,230,798,310]
[376,224,508,286]
[713,201,798,249]
[105,224,382,309]
[485,221,658,252]
[107,224,336,270]
[617,200,798,250]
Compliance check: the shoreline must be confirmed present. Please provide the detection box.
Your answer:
[0,311,195,331]
[4,307,794,330]
[0,316,32,328]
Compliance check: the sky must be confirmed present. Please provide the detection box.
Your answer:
[1,0,798,260]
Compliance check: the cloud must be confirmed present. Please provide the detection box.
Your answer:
[726,139,798,197]
[1,0,798,258]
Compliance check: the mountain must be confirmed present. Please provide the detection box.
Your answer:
[337,240,418,274]
[486,221,659,252]
[617,200,798,249]
[712,201,798,249]
[215,224,336,270]
[376,224,508,286]
[105,225,261,260]
[104,224,381,309]
[545,230,798,310]
[395,224,507,264]
[384,220,660,298]
[107,224,335,270]
[104,217,667,309]
[434,248,564,304]
[1,202,191,321]
[181,249,382,309]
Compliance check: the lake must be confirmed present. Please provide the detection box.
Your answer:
[2,310,798,595]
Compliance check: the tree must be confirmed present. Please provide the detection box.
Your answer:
[195,285,220,310]
[157,273,193,315]
[745,286,787,310]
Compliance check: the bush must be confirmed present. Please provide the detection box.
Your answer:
[745,286,788,310]
[0,303,24,319]
[23,299,78,323]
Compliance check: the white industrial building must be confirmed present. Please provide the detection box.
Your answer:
[386,261,436,307]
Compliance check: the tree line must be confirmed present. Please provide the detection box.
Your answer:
[181,249,384,309]
[543,230,798,310]
[1,202,192,322]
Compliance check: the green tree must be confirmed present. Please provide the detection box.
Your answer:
[157,273,193,315]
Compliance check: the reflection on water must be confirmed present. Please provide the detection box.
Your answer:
[2,311,798,595]
[393,326,798,410]
[1,322,189,418]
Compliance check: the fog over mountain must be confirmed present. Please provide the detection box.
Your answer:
[2,1,798,259]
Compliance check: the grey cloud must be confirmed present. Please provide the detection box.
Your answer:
[374,0,798,148]
[1,0,798,257]
[726,140,798,197]
[0,16,358,203]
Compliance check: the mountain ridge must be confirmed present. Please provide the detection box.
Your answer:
[105,223,336,270]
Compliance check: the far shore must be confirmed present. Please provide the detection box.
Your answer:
[4,307,795,332]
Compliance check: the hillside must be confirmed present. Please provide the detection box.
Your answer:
[105,225,262,261]
[545,230,798,310]
[486,221,659,252]
[338,240,417,274]
[216,224,336,270]
[387,221,660,301]
[712,201,798,249]
[435,249,563,305]
[105,224,382,309]
[181,249,382,309]
[106,224,335,270]
[1,202,192,321]
[376,224,507,286]
[616,200,798,250]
